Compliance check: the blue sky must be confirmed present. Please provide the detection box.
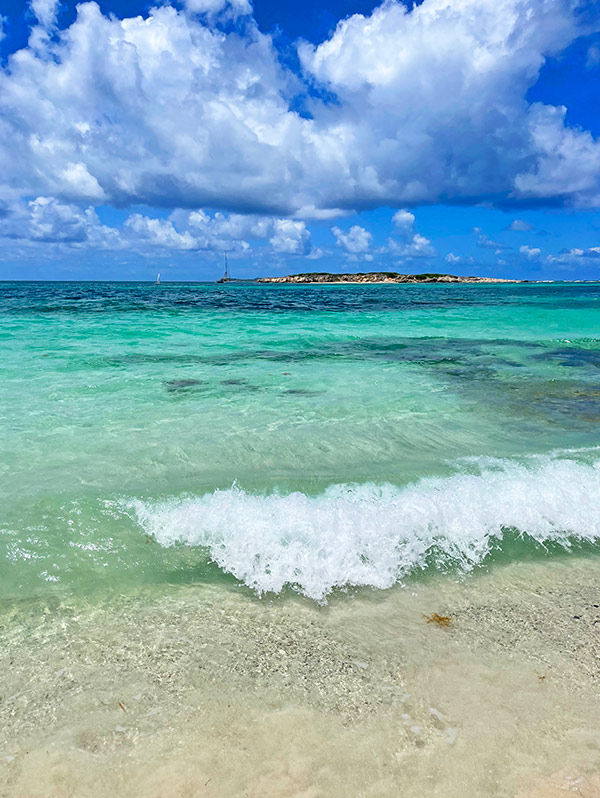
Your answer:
[0,0,599,280]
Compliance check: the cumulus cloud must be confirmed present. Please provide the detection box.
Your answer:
[547,245,600,263]
[269,219,311,254]
[28,196,92,242]
[0,196,120,248]
[300,0,600,209]
[124,215,198,251]
[184,210,311,253]
[520,244,542,259]
[0,197,315,256]
[513,104,600,203]
[30,0,59,28]
[507,219,535,231]
[387,209,436,258]
[388,232,436,258]
[0,3,304,213]
[392,209,415,231]
[182,0,251,18]
[0,0,598,232]
[332,224,373,254]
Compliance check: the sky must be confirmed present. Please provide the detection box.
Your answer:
[0,0,600,280]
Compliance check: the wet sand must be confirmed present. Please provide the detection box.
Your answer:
[1,556,599,797]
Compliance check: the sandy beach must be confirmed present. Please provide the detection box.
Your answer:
[2,555,599,798]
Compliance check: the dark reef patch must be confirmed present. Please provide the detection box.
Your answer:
[196,337,544,368]
[220,378,261,392]
[104,354,206,366]
[533,347,600,369]
[488,379,600,427]
[163,378,207,393]
[283,388,324,396]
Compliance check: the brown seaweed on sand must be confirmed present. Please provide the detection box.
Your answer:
[423,613,452,627]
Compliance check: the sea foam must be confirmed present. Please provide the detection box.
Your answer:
[127,457,600,600]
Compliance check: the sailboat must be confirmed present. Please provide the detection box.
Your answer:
[216,252,230,283]
[155,272,161,285]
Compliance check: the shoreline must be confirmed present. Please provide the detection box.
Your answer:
[1,557,599,797]
[256,271,523,285]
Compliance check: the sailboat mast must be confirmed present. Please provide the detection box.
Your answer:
[217,251,230,283]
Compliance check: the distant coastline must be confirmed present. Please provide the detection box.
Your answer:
[256,271,522,284]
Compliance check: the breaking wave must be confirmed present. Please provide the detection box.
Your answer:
[127,456,600,600]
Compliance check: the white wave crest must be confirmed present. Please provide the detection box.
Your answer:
[126,458,600,600]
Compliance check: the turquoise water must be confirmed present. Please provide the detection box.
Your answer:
[2,280,600,600]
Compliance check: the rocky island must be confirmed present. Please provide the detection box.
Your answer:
[257,272,520,284]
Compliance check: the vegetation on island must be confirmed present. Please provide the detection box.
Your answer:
[256,271,520,284]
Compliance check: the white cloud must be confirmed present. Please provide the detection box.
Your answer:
[520,244,541,259]
[547,245,600,264]
[0,0,597,231]
[124,215,197,250]
[392,209,415,231]
[30,0,59,28]
[514,104,600,204]
[28,196,89,242]
[445,252,461,264]
[182,0,251,18]
[269,219,310,254]
[507,219,535,232]
[183,209,312,253]
[0,196,319,259]
[0,3,305,213]
[332,224,373,254]
[59,162,106,202]
[0,196,120,248]
[388,232,436,258]
[300,0,600,208]
[388,210,435,258]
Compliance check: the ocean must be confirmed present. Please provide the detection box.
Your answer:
[1,280,600,796]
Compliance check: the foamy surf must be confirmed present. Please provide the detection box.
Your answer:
[126,457,600,600]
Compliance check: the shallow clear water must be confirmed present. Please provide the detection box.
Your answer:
[2,280,600,600]
[3,281,600,796]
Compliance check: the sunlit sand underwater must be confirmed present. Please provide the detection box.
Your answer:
[1,281,600,796]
